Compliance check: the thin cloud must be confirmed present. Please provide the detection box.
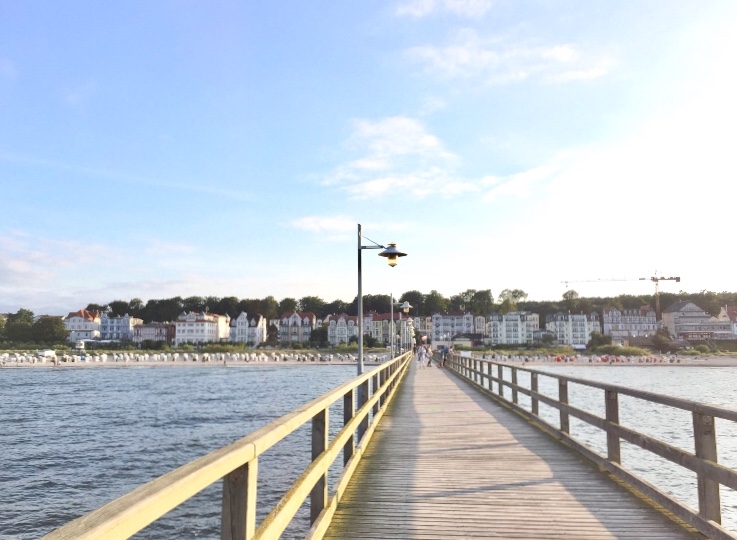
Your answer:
[405,29,611,85]
[322,116,472,200]
[396,0,493,18]
[291,215,356,235]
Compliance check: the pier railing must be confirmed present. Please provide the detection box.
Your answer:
[446,354,737,540]
[44,352,412,540]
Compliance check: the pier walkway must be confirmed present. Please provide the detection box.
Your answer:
[324,361,701,539]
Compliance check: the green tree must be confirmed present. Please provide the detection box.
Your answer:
[32,316,68,344]
[562,289,580,312]
[424,290,449,314]
[299,296,326,317]
[308,325,328,348]
[324,298,351,316]
[469,289,494,315]
[266,324,279,345]
[86,303,108,314]
[108,300,129,316]
[586,331,612,350]
[278,297,298,315]
[182,296,206,312]
[4,309,34,342]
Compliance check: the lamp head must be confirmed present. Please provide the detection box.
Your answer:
[379,243,407,267]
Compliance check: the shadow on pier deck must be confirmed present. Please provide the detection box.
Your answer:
[324,362,702,539]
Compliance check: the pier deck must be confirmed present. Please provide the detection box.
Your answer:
[324,361,702,539]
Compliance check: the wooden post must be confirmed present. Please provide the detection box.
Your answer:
[511,367,518,404]
[373,373,380,415]
[693,412,721,524]
[497,365,504,398]
[343,389,355,466]
[310,409,328,523]
[357,380,369,442]
[559,379,569,434]
[221,458,258,540]
[531,372,538,416]
[485,362,491,390]
[605,390,621,463]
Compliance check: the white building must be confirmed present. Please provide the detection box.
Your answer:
[602,305,657,345]
[64,309,101,343]
[431,311,474,342]
[173,311,231,346]
[325,313,359,346]
[486,311,539,345]
[100,313,143,341]
[230,312,268,346]
[277,312,317,344]
[545,312,602,350]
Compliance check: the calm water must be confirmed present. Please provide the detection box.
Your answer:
[2,364,736,538]
[0,365,359,539]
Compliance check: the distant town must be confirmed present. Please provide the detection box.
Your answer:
[3,289,736,351]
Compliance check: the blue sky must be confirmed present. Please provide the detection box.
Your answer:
[1,1,736,315]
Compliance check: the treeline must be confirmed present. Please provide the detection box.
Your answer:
[2,288,735,347]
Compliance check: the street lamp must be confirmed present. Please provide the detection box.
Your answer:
[357,224,406,375]
[394,301,412,355]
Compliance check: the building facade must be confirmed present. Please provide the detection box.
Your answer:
[133,322,175,344]
[64,309,101,343]
[602,305,657,344]
[486,311,539,345]
[431,312,474,342]
[545,312,602,350]
[173,311,231,345]
[278,312,317,344]
[325,313,359,346]
[662,301,733,340]
[230,312,268,346]
[100,313,143,341]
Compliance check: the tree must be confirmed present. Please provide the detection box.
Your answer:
[308,326,328,348]
[128,298,144,317]
[182,296,206,312]
[4,309,34,342]
[278,297,298,315]
[469,290,494,315]
[323,298,351,316]
[424,290,449,315]
[108,300,129,317]
[299,296,326,318]
[32,317,68,344]
[214,296,240,317]
[266,324,279,345]
[86,303,108,314]
[562,289,580,312]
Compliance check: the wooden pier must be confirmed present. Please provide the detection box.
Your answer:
[325,362,702,539]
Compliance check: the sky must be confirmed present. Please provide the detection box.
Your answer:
[1,1,736,316]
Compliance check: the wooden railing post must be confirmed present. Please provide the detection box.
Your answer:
[497,365,504,398]
[693,412,721,524]
[605,390,621,463]
[531,371,538,416]
[511,367,518,404]
[221,458,258,540]
[373,373,381,415]
[485,362,491,390]
[357,380,369,442]
[343,389,355,466]
[310,409,328,523]
[559,379,569,434]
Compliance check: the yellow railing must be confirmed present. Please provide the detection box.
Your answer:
[44,352,412,540]
[446,354,737,540]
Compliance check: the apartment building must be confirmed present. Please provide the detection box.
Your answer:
[545,312,602,350]
[173,311,231,346]
[662,301,733,340]
[100,313,143,341]
[277,311,317,344]
[486,311,539,345]
[431,311,474,342]
[133,322,175,344]
[64,309,101,343]
[230,312,268,346]
[602,305,657,344]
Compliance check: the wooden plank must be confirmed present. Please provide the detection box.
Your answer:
[324,363,703,540]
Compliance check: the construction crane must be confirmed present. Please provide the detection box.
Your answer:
[561,275,681,320]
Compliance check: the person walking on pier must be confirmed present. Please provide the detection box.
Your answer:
[416,346,426,369]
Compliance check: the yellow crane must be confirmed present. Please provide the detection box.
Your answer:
[561,275,681,320]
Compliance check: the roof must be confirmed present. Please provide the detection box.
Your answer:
[65,309,100,321]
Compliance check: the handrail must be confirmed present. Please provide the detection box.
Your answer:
[44,352,413,540]
[446,354,737,540]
